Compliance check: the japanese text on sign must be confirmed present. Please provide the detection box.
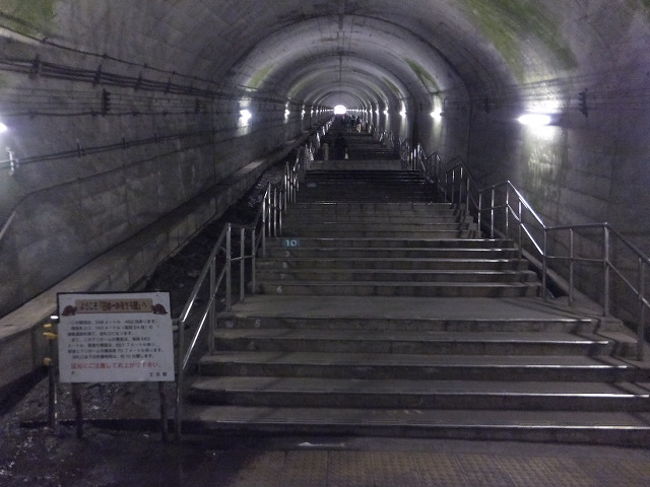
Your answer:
[57,292,175,383]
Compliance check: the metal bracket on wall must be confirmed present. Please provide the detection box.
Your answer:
[578,89,588,117]
[29,55,41,79]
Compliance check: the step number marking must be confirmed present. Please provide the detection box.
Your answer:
[283,239,300,248]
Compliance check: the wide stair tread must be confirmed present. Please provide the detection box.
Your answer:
[213,329,612,354]
[184,405,650,446]
[190,376,650,411]
[200,351,628,368]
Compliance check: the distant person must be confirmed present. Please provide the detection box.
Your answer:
[322,142,330,160]
[333,133,347,159]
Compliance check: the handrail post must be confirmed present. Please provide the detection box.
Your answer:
[273,187,279,237]
[603,225,610,317]
[569,229,575,306]
[444,172,449,202]
[451,169,456,207]
[239,226,245,302]
[251,228,257,295]
[517,200,523,259]
[478,192,483,235]
[284,162,290,208]
[208,256,216,354]
[278,189,284,235]
[271,187,276,237]
[174,317,185,441]
[457,166,463,209]
[266,183,272,237]
[490,187,495,239]
[638,259,646,361]
[261,192,267,257]
[465,176,470,217]
[505,185,510,239]
[542,230,548,300]
[225,223,232,311]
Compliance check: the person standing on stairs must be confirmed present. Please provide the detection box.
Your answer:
[334,133,347,160]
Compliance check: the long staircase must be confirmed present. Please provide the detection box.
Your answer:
[185,128,650,445]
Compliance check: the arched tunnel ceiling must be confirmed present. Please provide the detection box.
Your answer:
[2,0,635,110]
[229,14,464,107]
[285,58,410,108]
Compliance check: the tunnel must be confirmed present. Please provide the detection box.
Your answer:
[0,0,650,447]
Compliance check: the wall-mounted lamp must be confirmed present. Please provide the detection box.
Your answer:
[517,113,552,127]
[430,109,443,120]
[0,122,8,134]
[239,109,252,125]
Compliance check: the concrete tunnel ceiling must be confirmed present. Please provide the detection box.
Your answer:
[7,0,616,110]
[230,14,463,108]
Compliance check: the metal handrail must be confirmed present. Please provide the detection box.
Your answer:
[433,158,649,361]
[173,120,331,440]
[0,210,16,244]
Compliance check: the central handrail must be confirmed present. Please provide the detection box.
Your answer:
[389,135,649,361]
[173,120,332,440]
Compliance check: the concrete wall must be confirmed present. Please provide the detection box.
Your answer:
[414,1,650,323]
[0,130,319,393]
[0,37,325,317]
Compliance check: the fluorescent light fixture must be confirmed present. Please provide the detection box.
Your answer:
[334,105,347,115]
[0,122,7,134]
[518,113,552,127]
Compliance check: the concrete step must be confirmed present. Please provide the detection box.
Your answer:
[257,258,529,271]
[300,188,433,195]
[267,238,513,249]
[287,208,458,217]
[308,161,404,170]
[198,352,642,381]
[304,178,429,184]
[281,230,471,239]
[219,315,603,334]
[304,180,429,186]
[189,377,650,411]
[305,178,427,184]
[256,269,538,283]
[282,222,465,232]
[299,187,432,193]
[212,329,611,355]
[305,172,422,178]
[297,196,435,203]
[283,215,462,224]
[296,197,436,204]
[265,247,520,259]
[183,405,650,445]
[258,280,540,298]
[290,202,452,211]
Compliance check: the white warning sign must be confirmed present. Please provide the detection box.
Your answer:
[57,292,175,383]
